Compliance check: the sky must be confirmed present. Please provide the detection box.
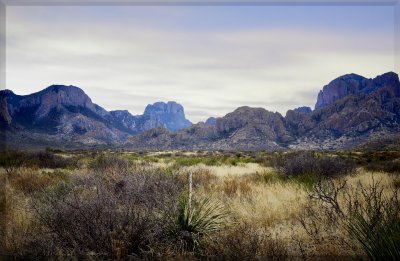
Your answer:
[5,5,396,123]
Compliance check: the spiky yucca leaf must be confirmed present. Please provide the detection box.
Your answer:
[347,196,400,261]
[177,195,229,236]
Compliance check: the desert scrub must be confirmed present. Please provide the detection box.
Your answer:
[177,168,217,192]
[365,159,400,174]
[222,178,252,197]
[298,173,400,257]
[275,151,356,178]
[0,150,78,172]
[9,169,70,195]
[173,156,222,167]
[26,169,185,259]
[88,153,131,175]
[202,222,289,260]
[176,194,230,252]
[261,170,286,184]
[346,185,400,260]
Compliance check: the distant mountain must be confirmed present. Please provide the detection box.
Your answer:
[0,85,124,147]
[2,71,399,150]
[287,72,400,149]
[125,106,293,150]
[293,106,312,113]
[315,72,399,109]
[110,102,192,134]
[143,101,191,132]
[205,117,217,126]
[125,72,400,150]
[0,85,191,148]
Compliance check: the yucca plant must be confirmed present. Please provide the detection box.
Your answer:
[177,194,229,250]
[346,195,400,260]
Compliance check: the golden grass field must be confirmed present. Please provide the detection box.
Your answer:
[1,150,399,260]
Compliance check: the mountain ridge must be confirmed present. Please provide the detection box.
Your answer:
[126,71,400,150]
[0,86,192,147]
[1,71,399,150]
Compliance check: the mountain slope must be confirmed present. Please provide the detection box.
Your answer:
[125,106,293,150]
[287,72,400,149]
[125,72,400,150]
[2,71,399,150]
[315,72,399,109]
[1,85,191,147]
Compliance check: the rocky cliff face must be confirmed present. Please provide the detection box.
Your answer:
[2,71,399,150]
[293,106,312,113]
[315,72,399,109]
[205,117,217,126]
[143,101,192,132]
[126,107,292,151]
[126,71,400,150]
[1,85,128,146]
[1,86,191,147]
[288,72,400,149]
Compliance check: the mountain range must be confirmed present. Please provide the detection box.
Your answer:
[0,85,191,148]
[1,71,399,150]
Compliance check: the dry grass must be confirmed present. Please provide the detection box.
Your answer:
[185,163,268,178]
[1,151,399,259]
[188,166,306,227]
[189,164,399,257]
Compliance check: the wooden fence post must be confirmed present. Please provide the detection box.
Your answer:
[188,171,192,212]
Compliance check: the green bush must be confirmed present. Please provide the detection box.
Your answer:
[262,171,285,184]
[291,173,319,190]
[176,195,229,251]
[276,151,356,178]
[0,150,78,172]
[347,193,400,260]
[365,159,400,174]
[89,154,131,175]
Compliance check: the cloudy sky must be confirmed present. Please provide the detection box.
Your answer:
[6,5,396,123]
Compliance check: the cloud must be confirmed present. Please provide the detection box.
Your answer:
[5,5,396,123]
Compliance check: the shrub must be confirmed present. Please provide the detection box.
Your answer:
[202,222,288,260]
[365,159,400,174]
[261,170,286,184]
[191,168,217,189]
[0,150,78,172]
[0,151,26,174]
[292,173,319,190]
[346,188,400,260]
[9,169,69,194]
[300,176,400,258]
[276,152,356,178]
[30,170,184,259]
[89,154,131,175]
[176,195,229,251]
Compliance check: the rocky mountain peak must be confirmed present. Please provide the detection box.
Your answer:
[315,73,368,110]
[373,72,400,96]
[374,71,399,83]
[205,117,217,126]
[293,106,312,113]
[110,110,131,118]
[315,72,400,110]
[144,101,184,116]
[31,85,98,119]
[142,101,191,132]
[38,85,92,104]
[4,71,400,150]
[1,89,15,96]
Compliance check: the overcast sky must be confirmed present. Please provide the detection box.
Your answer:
[6,5,396,123]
